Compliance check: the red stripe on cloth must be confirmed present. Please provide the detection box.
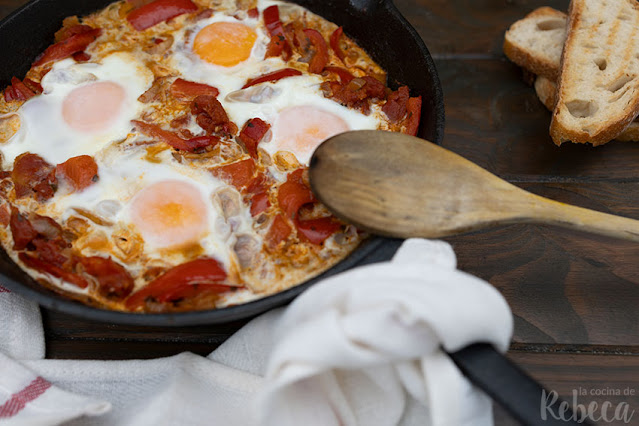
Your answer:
[0,377,51,418]
[0,285,10,293]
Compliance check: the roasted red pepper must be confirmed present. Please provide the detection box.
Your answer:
[405,96,422,136]
[247,7,259,18]
[295,216,341,245]
[9,207,37,250]
[329,26,346,62]
[210,158,256,190]
[237,118,270,158]
[127,0,198,31]
[80,256,134,299]
[303,29,329,74]
[56,155,98,192]
[132,120,218,151]
[324,66,354,84]
[263,5,291,59]
[170,78,219,101]
[125,258,233,309]
[266,213,291,249]
[277,169,314,220]
[12,153,57,201]
[33,28,102,66]
[19,252,89,289]
[242,68,302,89]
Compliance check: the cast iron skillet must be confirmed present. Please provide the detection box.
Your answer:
[0,0,445,326]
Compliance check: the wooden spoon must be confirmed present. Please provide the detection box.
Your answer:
[309,130,639,241]
[309,130,601,426]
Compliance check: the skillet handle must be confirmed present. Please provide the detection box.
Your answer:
[448,343,593,426]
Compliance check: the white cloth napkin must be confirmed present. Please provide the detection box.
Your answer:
[0,239,513,426]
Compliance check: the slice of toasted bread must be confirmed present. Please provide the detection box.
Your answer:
[550,0,639,146]
[503,7,567,81]
[536,75,639,141]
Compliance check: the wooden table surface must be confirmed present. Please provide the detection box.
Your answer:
[2,0,639,424]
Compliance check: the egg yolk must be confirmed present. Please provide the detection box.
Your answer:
[193,22,257,67]
[273,105,350,164]
[129,180,209,249]
[62,81,125,133]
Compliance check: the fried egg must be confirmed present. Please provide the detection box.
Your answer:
[1,52,153,167]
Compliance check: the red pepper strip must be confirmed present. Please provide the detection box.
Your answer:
[405,96,422,136]
[3,86,17,102]
[80,256,134,299]
[170,78,219,101]
[263,5,291,59]
[303,28,329,74]
[242,68,302,89]
[56,155,98,192]
[238,118,270,158]
[127,0,198,31]
[295,216,341,245]
[132,120,218,151]
[9,77,35,100]
[250,191,270,216]
[125,258,232,309]
[247,7,259,18]
[246,172,268,195]
[210,158,256,190]
[324,66,354,84]
[382,86,410,123]
[266,213,291,249]
[33,28,102,66]
[19,252,89,289]
[55,24,95,43]
[329,26,346,62]
[277,169,314,219]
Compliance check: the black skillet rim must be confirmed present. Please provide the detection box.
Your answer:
[0,0,445,326]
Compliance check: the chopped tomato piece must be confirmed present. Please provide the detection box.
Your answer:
[56,155,98,191]
[277,169,314,219]
[242,68,302,89]
[238,118,270,158]
[405,96,422,136]
[72,51,91,62]
[210,158,256,190]
[329,26,346,62]
[295,216,341,245]
[266,213,291,249]
[32,239,67,266]
[19,252,88,289]
[33,28,102,66]
[80,256,134,299]
[125,258,232,309]
[132,120,218,151]
[170,78,219,101]
[127,0,198,31]
[9,77,35,100]
[250,191,270,216]
[12,153,57,201]
[3,86,18,102]
[303,29,329,74]
[9,207,37,250]
[191,95,237,136]
[22,79,43,94]
[263,5,291,59]
[382,86,410,123]
[324,66,354,84]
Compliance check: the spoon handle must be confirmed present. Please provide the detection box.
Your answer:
[525,192,639,242]
[449,343,593,426]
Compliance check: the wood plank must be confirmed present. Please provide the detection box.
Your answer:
[438,58,639,180]
[395,0,570,56]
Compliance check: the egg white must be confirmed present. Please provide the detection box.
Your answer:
[1,52,153,167]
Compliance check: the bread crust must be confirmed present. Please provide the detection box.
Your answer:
[550,0,639,146]
[503,7,566,81]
